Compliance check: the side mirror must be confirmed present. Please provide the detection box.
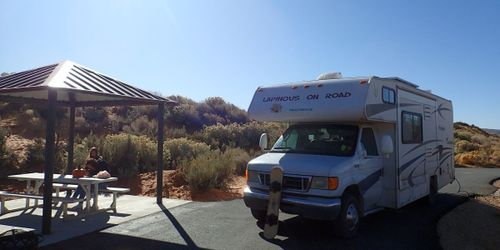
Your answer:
[381,135,394,156]
[259,133,269,151]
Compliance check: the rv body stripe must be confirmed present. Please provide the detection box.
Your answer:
[408,159,426,187]
[432,103,452,119]
[365,103,419,117]
[358,169,382,194]
[439,153,453,166]
[400,153,426,173]
[403,139,441,157]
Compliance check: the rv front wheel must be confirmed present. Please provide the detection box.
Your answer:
[334,194,361,238]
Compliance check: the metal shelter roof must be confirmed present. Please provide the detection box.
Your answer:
[0,60,175,106]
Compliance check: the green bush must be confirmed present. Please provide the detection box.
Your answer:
[222,147,251,176]
[182,147,251,192]
[55,144,67,174]
[99,134,170,177]
[182,150,229,192]
[164,138,211,169]
[101,134,139,177]
[454,131,472,141]
[135,135,170,173]
[73,143,89,169]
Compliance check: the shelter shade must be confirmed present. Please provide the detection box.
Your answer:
[0,61,175,234]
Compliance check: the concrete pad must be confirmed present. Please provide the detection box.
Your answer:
[0,194,190,246]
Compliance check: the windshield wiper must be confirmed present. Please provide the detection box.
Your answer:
[273,147,292,150]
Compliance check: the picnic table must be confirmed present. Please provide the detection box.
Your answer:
[4,173,118,216]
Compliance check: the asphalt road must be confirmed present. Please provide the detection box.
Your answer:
[43,168,500,250]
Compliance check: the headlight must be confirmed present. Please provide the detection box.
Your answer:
[310,177,339,190]
[246,169,260,183]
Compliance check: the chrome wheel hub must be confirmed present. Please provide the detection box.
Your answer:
[345,203,359,231]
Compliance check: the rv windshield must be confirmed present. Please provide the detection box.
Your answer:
[271,124,359,156]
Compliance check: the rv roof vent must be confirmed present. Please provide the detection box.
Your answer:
[317,72,342,80]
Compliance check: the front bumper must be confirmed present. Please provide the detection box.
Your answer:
[243,186,342,220]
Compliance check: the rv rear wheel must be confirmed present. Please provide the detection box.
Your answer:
[427,175,438,204]
[334,194,361,238]
[250,209,266,222]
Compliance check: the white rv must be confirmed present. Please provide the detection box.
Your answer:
[243,73,454,237]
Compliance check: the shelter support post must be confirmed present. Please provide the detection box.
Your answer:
[66,93,76,174]
[42,89,57,234]
[156,103,165,204]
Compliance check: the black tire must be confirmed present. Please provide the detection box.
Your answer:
[427,176,438,204]
[334,194,361,238]
[250,209,266,221]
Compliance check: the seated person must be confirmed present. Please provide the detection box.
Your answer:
[72,147,109,200]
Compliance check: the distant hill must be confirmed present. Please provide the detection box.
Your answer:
[454,122,500,167]
[483,128,500,135]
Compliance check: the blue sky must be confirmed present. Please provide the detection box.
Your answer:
[1,0,499,128]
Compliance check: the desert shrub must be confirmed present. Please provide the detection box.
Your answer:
[101,134,138,177]
[107,113,126,134]
[222,147,251,175]
[54,144,67,173]
[82,107,107,125]
[24,139,67,173]
[123,115,158,139]
[73,143,89,168]
[200,121,287,151]
[166,126,189,139]
[99,134,170,177]
[0,127,18,175]
[164,138,211,169]
[471,135,488,145]
[0,126,8,156]
[454,131,472,141]
[26,138,45,167]
[182,150,231,192]
[15,109,46,138]
[135,135,170,173]
[81,131,104,150]
[455,140,479,154]
[80,107,109,134]
[182,147,251,192]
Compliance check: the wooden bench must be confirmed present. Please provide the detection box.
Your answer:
[0,191,84,217]
[99,187,130,212]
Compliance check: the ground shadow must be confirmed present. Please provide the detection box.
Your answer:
[158,203,201,249]
[438,197,500,250]
[256,193,468,250]
[41,203,207,250]
[0,211,112,233]
[40,231,199,250]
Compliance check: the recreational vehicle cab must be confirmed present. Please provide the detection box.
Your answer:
[243,73,454,237]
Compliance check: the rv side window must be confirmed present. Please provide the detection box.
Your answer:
[361,128,379,156]
[402,112,422,144]
[382,87,395,104]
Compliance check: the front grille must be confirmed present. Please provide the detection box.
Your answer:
[259,173,310,191]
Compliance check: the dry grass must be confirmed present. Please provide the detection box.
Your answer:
[454,122,500,167]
